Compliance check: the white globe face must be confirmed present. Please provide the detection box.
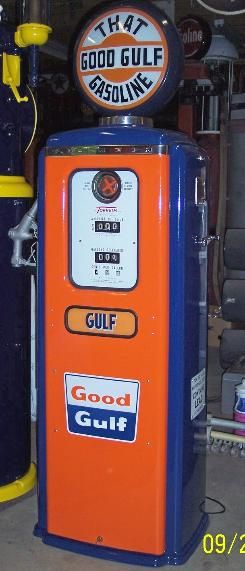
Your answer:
[73,2,184,115]
[75,7,169,113]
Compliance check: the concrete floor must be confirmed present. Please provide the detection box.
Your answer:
[0,348,244,571]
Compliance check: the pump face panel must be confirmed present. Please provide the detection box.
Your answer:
[41,149,169,555]
[70,169,138,289]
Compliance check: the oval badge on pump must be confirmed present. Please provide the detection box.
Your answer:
[65,306,137,338]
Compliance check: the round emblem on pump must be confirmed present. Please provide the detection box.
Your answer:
[92,171,121,203]
[177,16,212,60]
[73,0,184,115]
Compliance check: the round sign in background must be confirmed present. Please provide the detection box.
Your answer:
[196,0,245,13]
[73,0,184,116]
[177,15,212,60]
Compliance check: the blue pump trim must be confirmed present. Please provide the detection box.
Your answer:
[167,142,208,553]
[35,149,47,535]
[46,125,191,149]
[38,512,208,567]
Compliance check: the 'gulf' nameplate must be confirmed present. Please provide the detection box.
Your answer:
[75,7,168,111]
[65,306,137,337]
[65,374,140,442]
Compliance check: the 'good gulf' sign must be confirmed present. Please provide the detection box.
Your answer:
[75,7,168,111]
[65,373,140,442]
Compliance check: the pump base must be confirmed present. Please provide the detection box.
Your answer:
[0,463,36,503]
[34,514,208,567]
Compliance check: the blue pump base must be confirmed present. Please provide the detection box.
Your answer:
[34,514,208,567]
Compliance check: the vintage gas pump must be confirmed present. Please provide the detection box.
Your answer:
[0,1,51,502]
[35,0,209,565]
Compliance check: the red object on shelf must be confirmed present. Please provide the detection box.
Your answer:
[178,103,195,138]
[183,62,210,81]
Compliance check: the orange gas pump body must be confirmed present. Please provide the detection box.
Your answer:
[43,152,169,555]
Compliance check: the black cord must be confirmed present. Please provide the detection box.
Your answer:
[200,496,226,515]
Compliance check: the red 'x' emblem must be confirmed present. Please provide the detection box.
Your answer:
[98,175,119,198]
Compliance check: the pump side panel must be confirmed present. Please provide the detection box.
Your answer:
[166,144,208,556]
[43,152,169,555]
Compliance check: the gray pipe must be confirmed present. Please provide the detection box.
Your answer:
[210,417,245,431]
[8,200,38,268]
[195,415,245,431]
[29,0,41,23]
[21,0,50,25]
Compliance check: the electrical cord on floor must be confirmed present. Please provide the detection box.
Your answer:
[200,496,226,515]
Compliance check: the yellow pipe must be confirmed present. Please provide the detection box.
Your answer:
[15,23,52,47]
[0,463,36,503]
[0,176,33,198]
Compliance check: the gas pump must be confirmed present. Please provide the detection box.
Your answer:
[35,0,209,565]
[0,0,51,502]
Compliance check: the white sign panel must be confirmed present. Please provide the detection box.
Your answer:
[70,169,138,290]
[65,373,140,442]
[191,368,206,420]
